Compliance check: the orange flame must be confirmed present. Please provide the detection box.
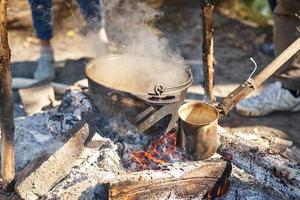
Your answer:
[130,129,183,171]
[207,177,230,199]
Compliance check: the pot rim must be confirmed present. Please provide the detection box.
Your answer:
[178,101,219,126]
[84,54,193,97]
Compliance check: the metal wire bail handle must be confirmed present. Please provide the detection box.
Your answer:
[247,57,258,80]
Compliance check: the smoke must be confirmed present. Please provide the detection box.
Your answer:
[87,0,190,94]
[104,1,184,63]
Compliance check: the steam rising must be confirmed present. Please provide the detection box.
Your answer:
[87,56,189,94]
[87,0,191,93]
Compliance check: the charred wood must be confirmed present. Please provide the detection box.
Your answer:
[218,127,300,200]
[108,159,227,200]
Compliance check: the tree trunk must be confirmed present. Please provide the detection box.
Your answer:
[0,0,15,189]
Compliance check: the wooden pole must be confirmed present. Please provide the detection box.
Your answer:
[0,0,15,188]
[218,36,300,115]
[202,0,215,102]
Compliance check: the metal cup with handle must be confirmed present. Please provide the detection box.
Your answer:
[177,37,300,160]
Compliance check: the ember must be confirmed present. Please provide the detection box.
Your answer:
[207,160,232,199]
[128,129,186,171]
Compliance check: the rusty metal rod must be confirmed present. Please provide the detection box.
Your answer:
[0,0,15,188]
[202,1,215,102]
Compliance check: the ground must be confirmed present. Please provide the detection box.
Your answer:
[8,0,300,149]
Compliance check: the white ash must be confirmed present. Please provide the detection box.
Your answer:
[92,113,154,171]
[283,146,300,163]
[97,134,125,174]
[221,166,286,200]
[46,133,123,199]
[47,90,93,134]
[47,89,152,171]
[0,111,61,171]
[218,127,300,199]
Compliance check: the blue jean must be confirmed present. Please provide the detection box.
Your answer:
[268,0,277,12]
[28,0,103,40]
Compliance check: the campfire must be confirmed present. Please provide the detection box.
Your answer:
[128,129,186,171]
[8,89,300,200]
[0,1,299,200]
[12,90,232,200]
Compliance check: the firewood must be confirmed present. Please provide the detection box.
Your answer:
[15,122,91,200]
[0,0,15,189]
[108,159,227,200]
[217,127,300,200]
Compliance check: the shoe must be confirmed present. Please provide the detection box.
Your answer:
[236,82,300,116]
[98,27,109,44]
[34,52,55,81]
[260,43,275,57]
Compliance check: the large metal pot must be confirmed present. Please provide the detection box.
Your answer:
[84,55,193,135]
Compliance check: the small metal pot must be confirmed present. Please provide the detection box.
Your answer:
[177,102,219,160]
[177,76,256,160]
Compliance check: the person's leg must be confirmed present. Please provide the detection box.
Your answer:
[76,0,108,43]
[76,0,103,32]
[28,0,53,41]
[268,0,277,12]
[236,0,300,116]
[260,0,277,57]
[28,0,55,80]
[273,0,300,91]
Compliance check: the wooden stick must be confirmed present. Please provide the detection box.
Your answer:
[254,36,300,87]
[218,36,300,115]
[202,1,215,102]
[0,0,15,188]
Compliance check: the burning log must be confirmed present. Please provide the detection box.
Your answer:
[15,121,91,200]
[128,129,185,171]
[108,159,228,200]
[0,0,15,189]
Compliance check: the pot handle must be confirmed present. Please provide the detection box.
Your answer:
[217,78,255,115]
[137,93,181,104]
[217,37,300,115]
[135,83,186,104]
